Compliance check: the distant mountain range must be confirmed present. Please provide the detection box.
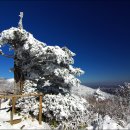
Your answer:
[82,80,130,95]
[83,80,130,89]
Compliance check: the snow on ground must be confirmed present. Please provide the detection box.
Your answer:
[0,78,14,93]
[72,85,95,97]
[0,100,125,130]
[0,79,124,129]
[72,84,111,99]
[86,115,123,130]
[6,78,14,83]
[0,100,51,129]
[102,115,123,129]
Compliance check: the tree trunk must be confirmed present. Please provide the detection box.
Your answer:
[14,62,24,94]
[13,40,25,94]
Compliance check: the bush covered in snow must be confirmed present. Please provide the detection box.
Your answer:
[42,94,89,122]
[16,90,89,129]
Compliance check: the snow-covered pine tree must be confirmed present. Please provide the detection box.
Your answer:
[0,13,90,129]
[0,12,84,94]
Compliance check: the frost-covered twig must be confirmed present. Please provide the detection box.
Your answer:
[18,12,24,29]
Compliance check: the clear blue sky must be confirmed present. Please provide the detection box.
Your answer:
[0,0,130,84]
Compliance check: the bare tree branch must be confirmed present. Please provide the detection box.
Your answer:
[18,12,24,29]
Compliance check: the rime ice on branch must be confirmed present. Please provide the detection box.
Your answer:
[18,12,24,29]
[0,12,84,94]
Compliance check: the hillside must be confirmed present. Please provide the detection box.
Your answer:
[0,78,111,98]
[0,78,129,129]
[0,78,14,93]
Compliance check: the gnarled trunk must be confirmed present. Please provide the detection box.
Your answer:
[14,61,24,94]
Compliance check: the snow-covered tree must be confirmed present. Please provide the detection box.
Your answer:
[0,12,84,94]
[94,88,106,101]
[0,13,87,128]
[114,83,130,123]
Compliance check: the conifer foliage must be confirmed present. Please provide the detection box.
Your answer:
[0,13,84,94]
